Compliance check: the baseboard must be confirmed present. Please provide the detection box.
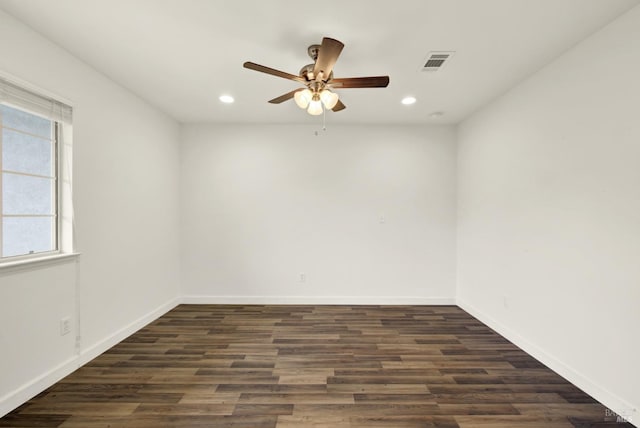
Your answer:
[0,356,77,417]
[0,296,180,418]
[77,297,181,367]
[457,298,638,427]
[181,295,456,305]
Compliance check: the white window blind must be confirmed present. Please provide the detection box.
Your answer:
[0,78,72,124]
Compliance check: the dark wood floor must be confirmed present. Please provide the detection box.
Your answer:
[1,305,630,427]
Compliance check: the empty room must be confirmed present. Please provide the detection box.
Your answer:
[0,0,638,427]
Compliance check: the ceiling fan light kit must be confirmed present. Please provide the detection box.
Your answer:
[307,97,324,116]
[320,89,339,109]
[244,37,389,116]
[294,88,312,108]
[294,88,339,114]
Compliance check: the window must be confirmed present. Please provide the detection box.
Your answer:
[0,77,72,262]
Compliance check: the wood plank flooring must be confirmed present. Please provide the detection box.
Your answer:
[0,305,630,427]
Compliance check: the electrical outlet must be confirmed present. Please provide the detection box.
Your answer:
[299,273,306,283]
[60,317,71,336]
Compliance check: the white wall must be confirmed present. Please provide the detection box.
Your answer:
[0,9,181,416]
[181,124,457,304]
[457,5,640,422]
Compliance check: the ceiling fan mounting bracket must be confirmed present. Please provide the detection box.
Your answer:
[307,44,321,61]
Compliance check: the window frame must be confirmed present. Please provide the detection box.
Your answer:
[0,75,75,268]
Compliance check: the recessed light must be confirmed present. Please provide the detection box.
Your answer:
[429,111,444,119]
[219,95,234,104]
[401,96,417,105]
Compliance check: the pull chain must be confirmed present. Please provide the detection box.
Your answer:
[315,107,328,136]
[323,106,327,131]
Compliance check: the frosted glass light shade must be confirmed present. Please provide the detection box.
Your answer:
[320,90,339,109]
[307,99,323,115]
[294,89,313,109]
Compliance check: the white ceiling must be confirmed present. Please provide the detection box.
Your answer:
[0,0,637,124]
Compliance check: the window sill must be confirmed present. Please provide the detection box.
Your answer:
[0,252,80,274]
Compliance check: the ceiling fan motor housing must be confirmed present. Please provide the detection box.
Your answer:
[300,63,334,83]
[300,64,315,80]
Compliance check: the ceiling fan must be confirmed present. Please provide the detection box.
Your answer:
[243,37,389,115]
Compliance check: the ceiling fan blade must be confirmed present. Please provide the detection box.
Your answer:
[268,89,300,104]
[330,76,390,88]
[243,62,306,84]
[313,38,344,81]
[332,99,346,112]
